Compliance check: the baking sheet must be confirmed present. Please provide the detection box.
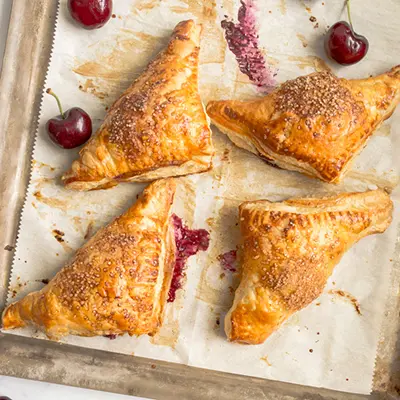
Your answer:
[4,0,400,395]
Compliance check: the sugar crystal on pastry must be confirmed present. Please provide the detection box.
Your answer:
[63,20,214,191]
[226,190,393,345]
[2,178,211,340]
[276,72,361,118]
[207,66,400,183]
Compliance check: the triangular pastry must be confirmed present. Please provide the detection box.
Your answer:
[2,179,177,339]
[226,190,393,344]
[207,66,400,183]
[63,20,214,191]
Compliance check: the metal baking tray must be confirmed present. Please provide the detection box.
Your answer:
[0,1,399,399]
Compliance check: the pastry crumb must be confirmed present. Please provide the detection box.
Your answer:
[260,356,272,366]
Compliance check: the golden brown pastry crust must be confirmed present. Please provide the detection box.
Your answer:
[226,190,393,345]
[2,179,176,340]
[207,66,400,183]
[63,20,214,191]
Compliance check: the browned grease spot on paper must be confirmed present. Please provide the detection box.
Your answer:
[375,124,391,137]
[176,177,196,227]
[10,279,27,298]
[32,160,56,171]
[149,306,179,348]
[79,78,108,100]
[155,0,226,63]
[32,177,54,191]
[199,81,232,106]
[232,69,253,98]
[266,55,280,67]
[33,191,69,211]
[31,201,48,220]
[71,216,85,234]
[173,0,225,65]
[195,139,239,307]
[132,0,160,12]
[279,0,287,14]
[206,217,215,228]
[329,289,362,315]
[84,221,96,240]
[196,204,241,308]
[197,248,225,306]
[296,33,308,48]
[221,148,230,161]
[51,229,73,252]
[52,229,65,243]
[300,1,312,13]
[75,0,225,103]
[346,171,399,192]
[74,31,163,103]
[288,56,331,72]
[260,355,272,366]
[82,32,160,71]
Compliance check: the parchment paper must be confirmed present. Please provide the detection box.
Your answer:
[4,0,400,394]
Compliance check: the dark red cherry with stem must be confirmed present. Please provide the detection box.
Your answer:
[325,0,369,65]
[0,397,12,400]
[45,89,92,149]
[68,0,112,30]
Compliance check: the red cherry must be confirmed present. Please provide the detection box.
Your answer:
[325,21,368,65]
[68,0,112,30]
[45,89,92,149]
[325,0,368,65]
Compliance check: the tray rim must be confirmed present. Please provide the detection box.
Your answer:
[0,1,398,399]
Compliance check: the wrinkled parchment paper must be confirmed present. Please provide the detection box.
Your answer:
[5,0,400,394]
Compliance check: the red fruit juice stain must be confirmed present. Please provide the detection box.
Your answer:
[104,334,117,340]
[217,250,237,272]
[221,0,276,92]
[168,214,210,303]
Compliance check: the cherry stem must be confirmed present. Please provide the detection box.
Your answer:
[346,0,353,30]
[46,88,65,119]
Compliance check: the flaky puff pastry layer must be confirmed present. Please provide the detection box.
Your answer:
[2,179,176,340]
[207,66,400,183]
[226,190,393,345]
[63,20,214,191]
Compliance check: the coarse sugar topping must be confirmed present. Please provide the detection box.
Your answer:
[276,72,361,118]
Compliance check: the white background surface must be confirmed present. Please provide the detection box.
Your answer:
[0,0,147,398]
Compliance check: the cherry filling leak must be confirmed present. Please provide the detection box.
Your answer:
[168,214,210,303]
[218,250,237,272]
[221,0,276,92]
[104,334,117,340]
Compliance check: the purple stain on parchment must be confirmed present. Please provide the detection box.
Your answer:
[104,334,117,340]
[221,0,276,93]
[218,250,237,272]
